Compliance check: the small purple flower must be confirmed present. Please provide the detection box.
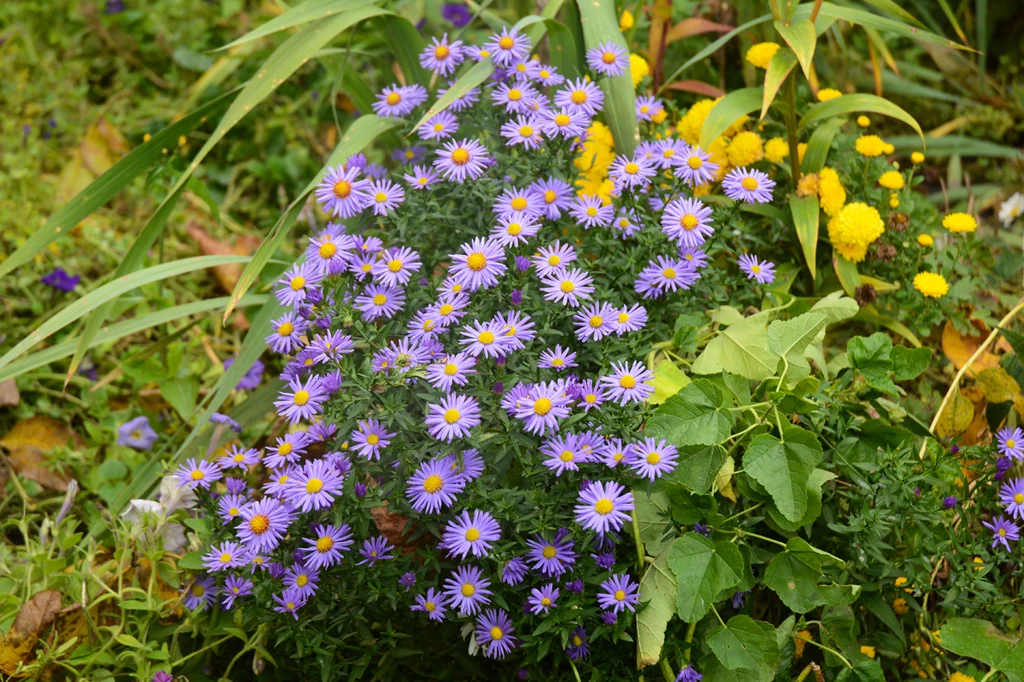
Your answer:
[662,197,715,248]
[565,627,589,659]
[600,361,655,405]
[538,345,577,371]
[541,267,595,307]
[284,563,320,599]
[592,552,616,570]
[533,240,577,277]
[555,79,604,117]
[502,557,528,585]
[203,541,250,571]
[221,575,253,609]
[484,27,531,66]
[984,515,1020,551]
[627,437,679,480]
[475,609,518,659]
[738,254,777,284]
[183,575,217,611]
[358,536,395,566]
[420,33,465,76]
[175,457,222,490]
[425,393,481,442]
[275,260,323,309]
[528,584,560,615]
[998,427,1024,459]
[434,138,491,183]
[576,481,634,535]
[286,458,343,512]
[442,509,502,559]
[450,238,507,291]
[210,412,242,433]
[574,301,617,342]
[510,289,523,306]
[597,573,640,613]
[443,565,492,615]
[513,381,573,436]
[219,444,259,470]
[723,167,776,204]
[41,268,80,292]
[272,587,307,620]
[315,165,371,218]
[586,42,627,76]
[371,246,420,287]
[354,283,406,321]
[526,532,577,577]
[442,3,472,27]
[301,523,354,569]
[635,95,664,122]
[609,154,657,191]
[570,195,614,229]
[404,164,440,190]
[118,416,159,450]
[531,177,575,220]
[351,419,394,460]
[500,115,544,149]
[224,357,264,390]
[265,312,308,354]
[673,145,719,187]
[237,498,292,554]
[412,587,450,622]
[942,496,958,509]
[694,522,710,537]
[372,84,427,117]
[274,375,328,424]
[676,665,703,682]
[1000,479,1024,519]
[367,179,405,217]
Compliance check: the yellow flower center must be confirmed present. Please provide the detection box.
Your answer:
[387,259,403,273]
[372,293,387,306]
[751,264,761,274]
[560,450,574,462]
[663,149,675,158]
[318,241,338,259]
[586,207,598,217]
[465,528,481,542]
[554,114,571,128]
[434,45,450,59]
[741,177,759,191]
[572,636,583,646]
[442,363,459,377]
[508,196,529,211]
[508,88,522,101]
[190,470,205,480]
[443,408,461,424]
[424,601,436,612]
[681,214,698,229]
[602,51,617,64]
[498,36,514,49]
[687,156,703,169]
[385,92,402,106]
[316,536,334,552]
[585,393,597,403]
[375,192,387,203]
[219,552,232,563]
[614,589,626,601]
[439,304,454,316]
[542,545,557,559]
[1008,439,1017,449]
[1015,493,1024,505]
[571,90,587,104]
[228,507,239,516]
[249,514,270,534]
[333,180,352,198]
[423,474,443,493]
[305,478,323,494]
[640,105,649,114]
[296,575,308,587]
[293,390,310,406]
[433,122,445,133]
[533,397,553,415]
[451,148,470,165]
[647,453,660,465]
[594,498,614,515]
[277,321,294,337]
[663,268,676,280]
[290,276,305,291]
[548,255,561,266]
[490,626,504,640]
[507,223,522,236]
[1000,528,1007,536]
[619,375,636,388]
[560,280,575,293]
[617,312,630,324]
[589,315,603,328]
[624,162,639,174]
[541,597,551,606]
[461,583,476,596]
[192,585,205,597]
[367,434,380,445]
[478,331,495,345]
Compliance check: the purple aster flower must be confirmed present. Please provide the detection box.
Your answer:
[412,587,450,622]
[265,312,307,355]
[224,357,264,390]
[404,165,440,193]
[673,145,719,186]
[460,318,513,358]
[679,247,710,270]
[566,578,585,594]
[262,466,297,498]
[942,495,958,509]
[723,167,776,203]
[573,380,605,412]
[351,419,394,460]
[275,261,322,309]
[570,194,614,229]
[426,393,481,442]
[183,575,217,611]
[452,448,485,483]
[494,310,535,350]
[221,575,253,609]
[491,212,541,247]
[118,416,159,450]
[574,301,617,342]
[301,523,353,570]
[274,375,328,424]
[492,82,540,115]
[599,437,629,467]
[534,63,565,86]
[531,178,575,220]
[998,427,1024,459]
[732,589,750,609]
[985,515,1020,551]
[373,84,423,117]
[219,445,259,470]
[217,494,246,522]
[493,186,544,218]
[508,59,541,81]
[635,95,664,122]
[651,138,688,169]
[442,2,472,27]
[284,563,320,599]
[612,209,641,238]
[500,114,544,149]
[586,42,627,76]
[600,361,655,405]
[541,107,588,140]
[476,609,518,659]
[310,329,355,364]
[442,509,501,559]
[315,165,371,218]
[566,627,589,660]
[541,267,595,307]
[527,584,560,615]
[354,283,406,321]
[538,345,577,371]
[662,197,715,247]
[1000,479,1024,519]
[367,179,405,216]
[502,557,528,585]
[418,111,459,141]
[576,480,634,535]
[264,432,309,469]
[175,457,222,490]
[614,304,648,334]
[354,481,367,498]
[533,240,577,276]
[272,586,307,620]
[391,145,426,165]
[450,238,507,291]
[443,565,492,615]
[484,27,531,66]
[426,352,477,391]
[555,78,604,116]
[526,533,577,577]
[203,541,250,572]
[609,154,657,191]
[41,268,80,292]
[676,665,703,682]
[541,432,591,476]
[371,246,420,287]
[237,498,292,554]
[420,33,465,76]
[435,138,490,182]
[358,536,395,566]
[592,551,616,570]
[513,381,573,435]
[597,573,641,613]
[407,458,463,514]
[738,254,776,284]
[286,458,343,512]
[436,82,481,111]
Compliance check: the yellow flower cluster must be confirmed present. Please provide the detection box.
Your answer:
[629,53,649,88]
[673,98,759,184]
[817,88,842,102]
[746,42,780,69]
[574,122,615,203]
[917,233,934,247]
[911,151,925,164]
[949,672,977,682]
[942,212,977,233]
[619,9,634,30]
[726,131,764,166]
[857,115,870,128]
[855,135,887,157]
[878,170,904,190]
[764,137,788,164]
[913,271,948,298]
[827,202,884,262]
[818,167,846,217]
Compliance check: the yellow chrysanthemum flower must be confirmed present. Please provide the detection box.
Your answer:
[746,42,780,69]
[692,183,712,197]
[893,597,909,615]
[793,630,812,658]
[879,170,905,190]
[706,136,730,181]
[855,135,887,157]
[857,115,870,128]
[943,212,977,233]
[913,271,948,298]
[894,576,908,588]
[917,233,934,247]
[796,173,820,198]
[629,53,649,87]
[619,9,634,30]
[588,121,614,147]
[883,143,895,154]
[574,140,615,175]
[949,673,976,682]
[827,202,884,263]
[675,99,716,145]
[817,88,842,102]
[651,107,668,124]
[797,142,807,163]
[575,175,614,204]
[818,167,846,217]
[860,645,876,659]
[726,131,764,166]
[764,137,789,164]
[911,151,925,164]
[889,193,900,209]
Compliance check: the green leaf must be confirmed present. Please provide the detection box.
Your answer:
[801,116,845,173]
[635,490,676,557]
[0,91,236,281]
[663,444,728,495]
[116,634,145,648]
[764,537,852,613]
[833,255,861,297]
[887,134,1022,160]
[789,196,819,279]
[574,0,637,155]
[743,427,822,522]
[940,618,1024,682]
[668,533,744,622]
[891,346,931,381]
[373,15,429,87]
[810,291,859,326]
[773,19,816,79]
[658,14,773,95]
[160,377,200,421]
[792,2,973,51]
[698,653,775,682]
[848,333,898,395]
[179,552,204,570]
[797,93,923,143]
[645,379,733,447]
[0,256,249,372]
[692,316,776,381]
[761,48,798,120]
[699,87,763,149]
[766,468,835,531]
[637,545,678,668]
[648,360,691,405]
[767,312,827,382]
[707,615,781,672]
[836,660,887,682]
[217,0,378,50]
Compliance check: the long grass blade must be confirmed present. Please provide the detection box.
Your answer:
[792,2,973,51]
[217,0,378,51]
[797,93,924,142]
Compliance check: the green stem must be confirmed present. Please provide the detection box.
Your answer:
[735,529,789,548]
[795,633,854,669]
[631,509,645,570]
[784,74,802,186]
[659,659,675,682]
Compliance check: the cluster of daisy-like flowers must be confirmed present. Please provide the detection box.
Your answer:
[984,427,1024,551]
[174,23,784,666]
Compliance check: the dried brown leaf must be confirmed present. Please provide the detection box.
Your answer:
[0,590,62,676]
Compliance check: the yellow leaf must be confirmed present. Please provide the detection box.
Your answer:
[0,416,80,491]
[935,388,974,438]
[941,321,1002,377]
[648,359,691,405]
[0,590,62,675]
[714,456,737,502]
[977,367,1020,403]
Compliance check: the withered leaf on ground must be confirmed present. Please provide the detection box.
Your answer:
[0,416,81,491]
[0,590,62,676]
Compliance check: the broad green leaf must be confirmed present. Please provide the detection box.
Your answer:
[789,196,819,278]
[766,468,835,531]
[848,332,898,395]
[635,490,675,557]
[939,618,1024,682]
[648,359,691,405]
[699,87,763,149]
[217,0,377,50]
[801,116,845,173]
[574,0,637,155]
[855,304,922,348]
[0,295,266,382]
[0,91,235,280]
[692,316,776,381]
[860,592,905,642]
[773,19,816,79]
[663,444,728,495]
[645,379,733,447]
[373,15,429,86]
[761,48,798,120]
[0,256,249,372]
[857,0,927,28]
[768,312,827,381]
[697,653,775,682]
[637,546,677,669]
[833,254,861,297]
[797,93,924,143]
[810,291,858,326]
[668,533,744,622]
[888,134,1023,160]
[178,552,204,571]
[707,615,781,672]
[764,537,850,613]
[891,346,931,381]
[742,428,822,523]
[658,14,773,96]
[226,115,404,318]
[836,660,887,682]
[791,2,973,51]
[159,377,200,421]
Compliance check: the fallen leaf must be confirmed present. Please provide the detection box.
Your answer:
[0,379,19,407]
[941,321,1002,377]
[936,388,974,439]
[80,119,128,176]
[977,367,1020,403]
[52,604,86,648]
[0,416,81,491]
[184,224,262,294]
[369,504,430,554]
[0,590,62,676]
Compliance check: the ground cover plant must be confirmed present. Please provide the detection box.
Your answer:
[1,0,1024,681]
